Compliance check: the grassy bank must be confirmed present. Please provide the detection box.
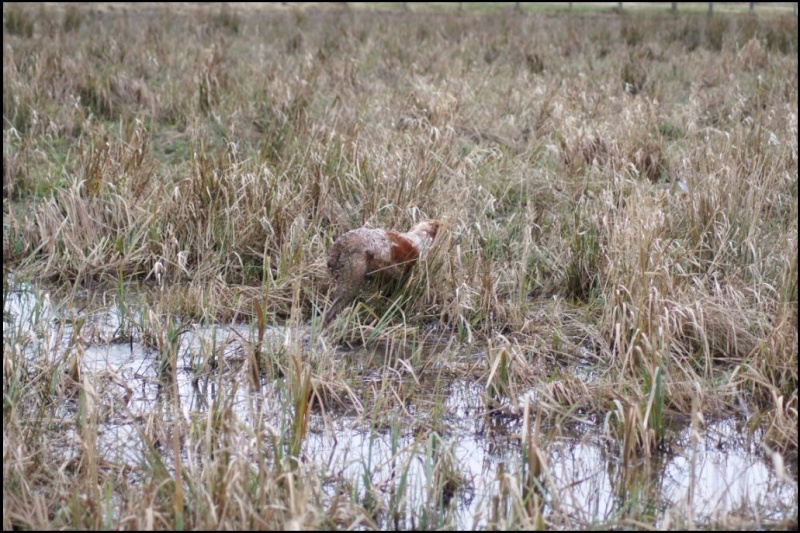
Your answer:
[3,3,797,530]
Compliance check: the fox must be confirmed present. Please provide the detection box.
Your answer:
[323,220,441,326]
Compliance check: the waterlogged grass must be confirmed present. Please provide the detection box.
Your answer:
[3,283,797,529]
[3,2,798,530]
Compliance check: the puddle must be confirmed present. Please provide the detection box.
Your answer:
[3,281,797,528]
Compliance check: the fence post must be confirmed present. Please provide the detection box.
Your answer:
[749,2,754,13]
[619,2,623,10]
[671,2,677,14]
[708,2,713,15]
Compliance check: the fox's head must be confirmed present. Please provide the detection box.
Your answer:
[411,220,442,241]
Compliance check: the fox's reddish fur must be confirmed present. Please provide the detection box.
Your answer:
[324,220,441,326]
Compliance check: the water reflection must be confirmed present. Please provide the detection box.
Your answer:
[4,281,796,528]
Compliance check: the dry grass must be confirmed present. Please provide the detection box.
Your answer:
[3,3,797,530]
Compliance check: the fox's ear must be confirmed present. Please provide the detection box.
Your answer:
[429,220,442,238]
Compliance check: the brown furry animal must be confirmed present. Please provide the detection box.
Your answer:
[323,220,442,326]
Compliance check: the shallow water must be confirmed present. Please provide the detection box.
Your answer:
[4,281,797,528]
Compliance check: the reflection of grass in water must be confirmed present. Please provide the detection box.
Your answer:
[3,284,797,528]
[3,2,797,530]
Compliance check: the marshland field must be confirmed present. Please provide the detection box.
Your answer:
[3,2,798,530]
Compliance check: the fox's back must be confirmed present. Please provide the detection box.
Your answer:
[327,228,392,274]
